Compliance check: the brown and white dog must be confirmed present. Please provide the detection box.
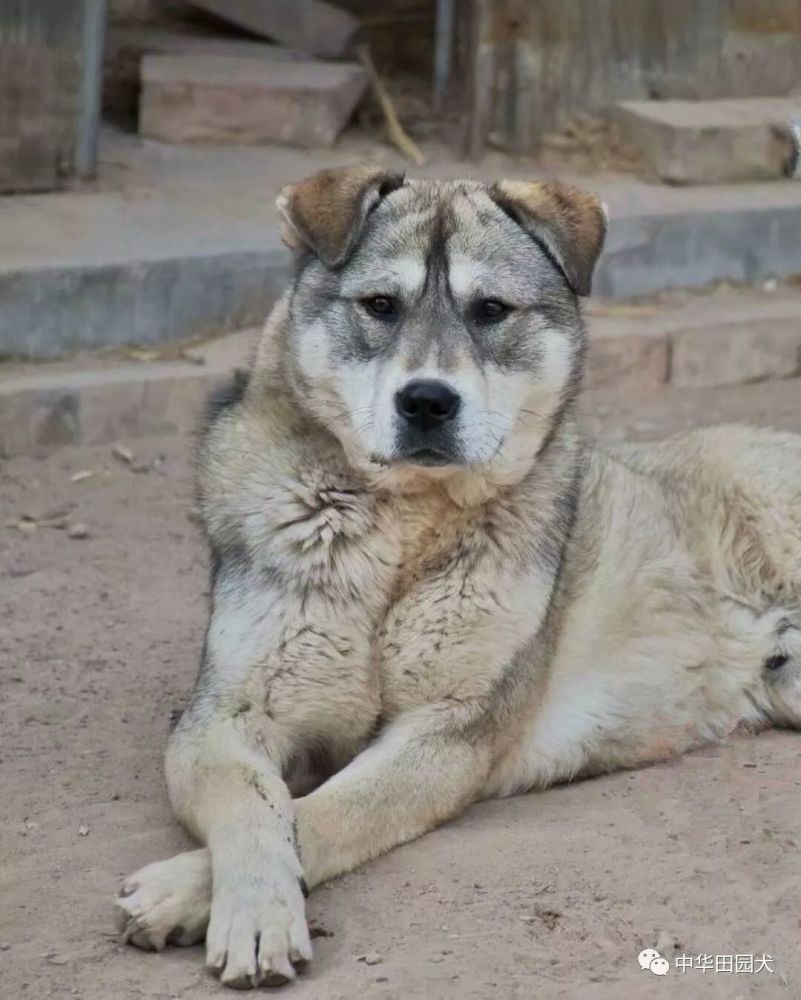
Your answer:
[115,166,801,989]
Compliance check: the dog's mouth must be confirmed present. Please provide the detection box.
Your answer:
[369,447,462,469]
[400,448,456,467]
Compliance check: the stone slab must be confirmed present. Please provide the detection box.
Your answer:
[139,55,368,147]
[614,98,799,184]
[187,0,359,59]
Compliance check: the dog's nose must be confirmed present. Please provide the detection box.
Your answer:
[395,380,461,432]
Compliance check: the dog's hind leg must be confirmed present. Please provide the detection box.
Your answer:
[761,610,801,727]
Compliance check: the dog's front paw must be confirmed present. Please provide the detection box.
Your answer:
[206,857,312,989]
[115,849,212,951]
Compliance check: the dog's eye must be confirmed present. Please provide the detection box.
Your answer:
[361,295,397,319]
[474,299,510,322]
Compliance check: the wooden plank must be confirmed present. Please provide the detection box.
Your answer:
[0,0,105,193]
[451,0,801,155]
[187,0,359,58]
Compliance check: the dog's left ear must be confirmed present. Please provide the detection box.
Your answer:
[277,164,404,268]
[491,180,607,296]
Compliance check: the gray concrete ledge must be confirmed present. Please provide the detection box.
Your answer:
[4,131,801,359]
[0,247,289,360]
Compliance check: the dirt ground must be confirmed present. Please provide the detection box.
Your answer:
[2,380,801,1000]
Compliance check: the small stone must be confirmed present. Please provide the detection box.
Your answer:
[70,470,95,483]
[0,943,10,951]
[111,443,134,464]
[131,462,151,474]
[359,951,383,966]
[77,823,90,837]
[68,523,90,540]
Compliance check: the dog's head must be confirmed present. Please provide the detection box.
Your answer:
[277,165,606,483]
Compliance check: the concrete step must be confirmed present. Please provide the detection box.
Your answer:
[0,188,290,360]
[0,330,254,458]
[4,133,801,360]
[586,286,801,390]
[4,290,801,458]
[594,178,801,298]
[139,55,368,147]
[614,98,800,184]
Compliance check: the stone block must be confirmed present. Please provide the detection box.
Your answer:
[614,98,798,184]
[139,55,367,147]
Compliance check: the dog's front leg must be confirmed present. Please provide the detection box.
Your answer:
[152,559,369,989]
[294,700,493,888]
[165,701,309,989]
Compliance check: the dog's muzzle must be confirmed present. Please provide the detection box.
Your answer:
[392,379,463,466]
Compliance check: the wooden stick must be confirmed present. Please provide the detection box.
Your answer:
[356,44,425,166]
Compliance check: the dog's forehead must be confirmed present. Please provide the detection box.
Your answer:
[363,179,515,264]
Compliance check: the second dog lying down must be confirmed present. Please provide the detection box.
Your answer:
[115,166,801,989]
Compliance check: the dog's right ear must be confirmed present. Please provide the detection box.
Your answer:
[277,165,404,268]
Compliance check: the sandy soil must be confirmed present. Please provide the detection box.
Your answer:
[2,380,801,1000]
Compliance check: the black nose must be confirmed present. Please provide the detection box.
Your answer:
[395,380,461,432]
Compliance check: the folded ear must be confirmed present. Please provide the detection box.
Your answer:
[276,165,404,268]
[491,180,607,296]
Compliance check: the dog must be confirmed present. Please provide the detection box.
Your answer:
[115,165,801,989]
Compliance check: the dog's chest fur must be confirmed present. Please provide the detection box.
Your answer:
[203,394,564,745]
[306,475,525,713]
[274,454,540,723]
